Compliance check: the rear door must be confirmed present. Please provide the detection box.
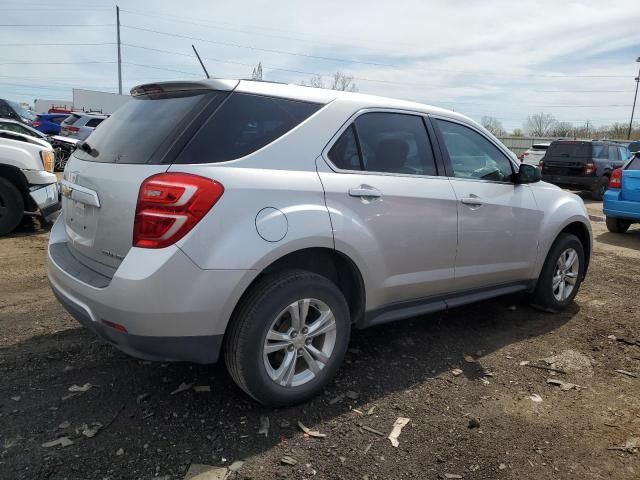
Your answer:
[432,117,542,290]
[622,156,640,202]
[60,87,231,271]
[318,111,458,308]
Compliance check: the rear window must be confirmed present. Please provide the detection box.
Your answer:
[627,156,640,170]
[85,118,104,128]
[175,93,322,164]
[73,92,214,164]
[547,141,591,158]
[628,141,640,153]
[64,114,82,126]
[531,144,549,151]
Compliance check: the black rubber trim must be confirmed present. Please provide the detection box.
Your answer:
[51,283,221,364]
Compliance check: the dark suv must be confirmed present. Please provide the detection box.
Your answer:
[541,140,630,200]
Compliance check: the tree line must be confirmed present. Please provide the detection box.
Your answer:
[482,113,639,140]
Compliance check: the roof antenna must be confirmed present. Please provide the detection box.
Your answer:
[192,44,210,79]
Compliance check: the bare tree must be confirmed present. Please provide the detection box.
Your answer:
[480,116,505,136]
[251,62,263,81]
[524,113,557,136]
[301,71,357,92]
[511,128,524,137]
[549,122,573,137]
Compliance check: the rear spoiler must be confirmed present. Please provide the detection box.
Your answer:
[130,79,239,97]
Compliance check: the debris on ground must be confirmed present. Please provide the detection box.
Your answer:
[68,383,92,392]
[136,393,150,404]
[451,368,463,377]
[58,421,70,429]
[524,363,566,374]
[329,394,344,405]
[80,422,103,438]
[468,418,480,429]
[10,395,20,401]
[444,474,463,479]
[608,437,639,454]
[184,464,229,479]
[464,355,475,363]
[363,442,372,454]
[616,337,640,347]
[367,406,376,416]
[345,390,360,400]
[280,456,297,466]
[614,369,637,378]
[362,425,385,436]
[388,417,410,447]
[170,382,193,395]
[41,437,73,448]
[528,394,543,402]
[193,385,211,392]
[279,419,291,428]
[228,461,244,472]
[258,415,270,437]
[543,350,593,376]
[115,448,124,456]
[298,421,326,438]
[546,379,580,391]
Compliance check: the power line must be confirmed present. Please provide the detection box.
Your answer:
[0,43,115,47]
[0,60,115,65]
[120,24,395,68]
[0,23,114,27]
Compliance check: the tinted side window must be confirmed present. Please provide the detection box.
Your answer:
[328,125,361,170]
[0,122,29,135]
[176,93,322,164]
[0,102,12,117]
[85,118,103,128]
[435,119,513,181]
[353,112,436,175]
[593,144,608,159]
[608,145,619,161]
[619,147,630,160]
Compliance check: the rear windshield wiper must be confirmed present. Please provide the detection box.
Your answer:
[77,141,99,157]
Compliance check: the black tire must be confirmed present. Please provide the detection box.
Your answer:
[0,178,24,236]
[224,270,350,406]
[531,233,585,312]
[606,216,630,234]
[591,176,609,200]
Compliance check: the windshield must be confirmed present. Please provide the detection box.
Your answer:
[7,100,37,121]
[73,91,216,164]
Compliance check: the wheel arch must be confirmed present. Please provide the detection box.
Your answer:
[0,164,35,210]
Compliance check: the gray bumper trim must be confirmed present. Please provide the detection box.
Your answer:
[51,283,222,364]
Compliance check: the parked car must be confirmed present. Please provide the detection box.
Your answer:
[603,152,640,233]
[59,112,107,140]
[540,140,630,200]
[0,99,38,125]
[33,113,69,135]
[48,79,592,406]
[625,140,640,154]
[519,142,549,166]
[0,130,60,235]
[0,118,78,171]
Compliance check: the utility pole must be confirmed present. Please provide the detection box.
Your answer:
[627,57,640,140]
[192,45,210,78]
[116,5,122,95]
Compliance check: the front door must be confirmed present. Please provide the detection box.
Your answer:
[432,118,543,291]
[317,111,458,310]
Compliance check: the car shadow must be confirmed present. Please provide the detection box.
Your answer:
[595,228,640,249]
[0,293,577,478]
[5,216,51,238]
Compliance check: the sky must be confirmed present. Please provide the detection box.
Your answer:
[1,0,639,131]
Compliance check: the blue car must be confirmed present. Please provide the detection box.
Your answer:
[32,113,69,135]
[603,153,640,233]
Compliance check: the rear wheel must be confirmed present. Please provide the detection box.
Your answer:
[531,233,585,312]
[606,217,630,234]
[0,178,24,236]
[224,270,350,406]
[591,176,609,200]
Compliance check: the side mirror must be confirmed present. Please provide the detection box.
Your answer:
[516,163,541,184]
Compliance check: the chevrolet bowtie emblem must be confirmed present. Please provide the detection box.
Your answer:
[61,185,72,198]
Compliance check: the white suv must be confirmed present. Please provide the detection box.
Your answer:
[48,80,591,405]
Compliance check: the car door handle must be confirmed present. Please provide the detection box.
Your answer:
[349,186,382,198]
[461,197,483,206]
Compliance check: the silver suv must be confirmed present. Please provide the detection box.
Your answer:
[59,112,107,140]
[48,79,592,406]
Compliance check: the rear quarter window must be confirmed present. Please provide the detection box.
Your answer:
[175,93,322,164]
[85,118,104,128]
[627,156,640,170]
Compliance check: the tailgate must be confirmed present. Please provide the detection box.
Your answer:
[61,158,168,269]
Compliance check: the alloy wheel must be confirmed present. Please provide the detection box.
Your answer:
[552,248,580,301]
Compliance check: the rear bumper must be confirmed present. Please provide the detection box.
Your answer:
[28,181,61,222]
[603,190,640,222]
[47,217,256,363]
[541,174,598,189]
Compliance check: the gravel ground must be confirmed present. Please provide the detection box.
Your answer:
[1,213,639,480]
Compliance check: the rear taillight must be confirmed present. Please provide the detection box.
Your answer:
[584,162,596,175]
[32,121,41,127]
[65,126,79,132]
[609,168,622,189]
[539,160,544,169]
[133,173,224,249]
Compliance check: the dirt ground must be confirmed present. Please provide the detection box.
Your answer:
[1,208,639,480]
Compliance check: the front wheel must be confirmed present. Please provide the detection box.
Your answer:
[0,178,24,236]
[224,270,350,406]
[606,217,630,234]
[531,233,585,312]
